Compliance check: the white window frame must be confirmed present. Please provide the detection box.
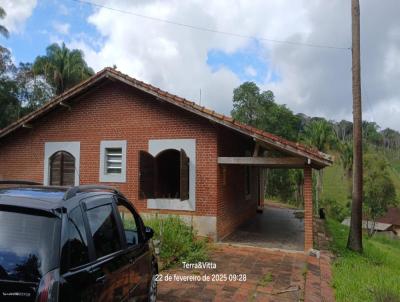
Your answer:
[99,140,127,183]
[44,142,80,186]
[147,139,196,211]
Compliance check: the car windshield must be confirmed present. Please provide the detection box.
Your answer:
[0,210,61,283]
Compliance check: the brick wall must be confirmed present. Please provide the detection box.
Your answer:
[216,127,258,239]
[0,81,219,218]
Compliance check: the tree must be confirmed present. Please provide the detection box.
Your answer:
[0,7,9,38]
[33,42,94,95]
[231,81,300,141]
[301,119,337,212]
[16,62,54,115]
[381,128,400,150]
[0,46,19,128]
[363,154,396,236]
[362,121,383,146]
[334,120,353,142]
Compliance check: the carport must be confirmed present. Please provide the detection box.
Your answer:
[222,204,305,251]
[218,140,332,252]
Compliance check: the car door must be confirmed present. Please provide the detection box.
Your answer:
[83,195,132,302]
[114,197,152,301]
[59,205,97,302]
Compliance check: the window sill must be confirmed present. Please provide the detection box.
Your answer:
[147,198,194,211]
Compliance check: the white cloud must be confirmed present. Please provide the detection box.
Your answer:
[0,0,37,33]
[68,0,400,130]
[52,21,70,35]
[244,65,257,77]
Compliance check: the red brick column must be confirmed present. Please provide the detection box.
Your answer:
[304,166,313,252]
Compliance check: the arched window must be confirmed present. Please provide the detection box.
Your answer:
[49,151,75,186]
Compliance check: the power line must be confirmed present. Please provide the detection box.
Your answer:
[72,0,350,51]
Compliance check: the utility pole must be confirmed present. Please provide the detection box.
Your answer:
[347,0,363,252]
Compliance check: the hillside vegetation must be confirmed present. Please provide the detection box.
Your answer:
[327,219,400,302]
[321,149,400,220]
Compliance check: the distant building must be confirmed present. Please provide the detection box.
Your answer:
[342,207,400,237]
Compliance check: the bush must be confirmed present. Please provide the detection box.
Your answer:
[321,198,349,222]
[144,216,208,269]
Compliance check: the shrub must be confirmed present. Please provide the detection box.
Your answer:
[321,198,349,222]
[144,216,208,269]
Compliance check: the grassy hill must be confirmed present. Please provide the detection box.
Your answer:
[326,219,400,302]
[321,149,400,215]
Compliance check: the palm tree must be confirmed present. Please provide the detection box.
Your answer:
[0,7,9,38]
[33,43,94,95]
[301,119,337,213]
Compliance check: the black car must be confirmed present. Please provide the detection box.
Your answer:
[0,182,158,302]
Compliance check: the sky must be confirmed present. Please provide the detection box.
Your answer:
[1,0,400,131]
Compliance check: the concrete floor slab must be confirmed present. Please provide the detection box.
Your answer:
[222,205,305,251]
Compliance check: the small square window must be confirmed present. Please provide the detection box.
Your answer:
[105,148,122,174]
[99,140,126,183]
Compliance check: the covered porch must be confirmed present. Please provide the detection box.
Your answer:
[217,139,329,252]
[222,203,305,251]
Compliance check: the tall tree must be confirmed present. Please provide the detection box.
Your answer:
[33,43,94,95]
[16,63,54,115]
[0,7,9,38]
[0,46,19,128]
[347,0,363,252]
[301,119,337,213]
[231,81,300,141]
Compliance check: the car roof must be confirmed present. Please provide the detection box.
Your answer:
[0,186,116,212]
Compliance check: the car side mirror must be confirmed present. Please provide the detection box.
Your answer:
[145,226,154,240]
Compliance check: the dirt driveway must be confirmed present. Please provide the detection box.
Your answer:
[157,245,307,301]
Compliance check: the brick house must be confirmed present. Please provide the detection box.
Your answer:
[0,68,332,251]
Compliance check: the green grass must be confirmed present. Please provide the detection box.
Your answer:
[321,160,349,205]
[322,149,400,206]
[258,272,273,287]
[326,219,400,302]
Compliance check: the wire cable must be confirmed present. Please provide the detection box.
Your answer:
[72,0,351,51]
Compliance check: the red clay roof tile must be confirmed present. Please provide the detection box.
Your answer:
[0,67,333,165]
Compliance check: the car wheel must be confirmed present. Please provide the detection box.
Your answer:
[148,263,157,302]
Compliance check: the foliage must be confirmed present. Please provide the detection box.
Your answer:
[16,63,54,114]
[363,153,397,236]
[326,219,400,302]
[0,46,54,128]
[144,216,208,269]
[0,46,19,128]
[0,7,9,38]
[231,81,300,141]
[301,119,338,211]
[33,42,94,95]
[0,42,94,129]
[230,81,400,206]
[320,198,349,222]
[362,121,383,146]
[300,119,337,152]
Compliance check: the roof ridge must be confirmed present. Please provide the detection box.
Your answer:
[0,66,333,165]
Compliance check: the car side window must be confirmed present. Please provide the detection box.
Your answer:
[86,204,122,258]
[116,202,141,246]
[66,207,89,269]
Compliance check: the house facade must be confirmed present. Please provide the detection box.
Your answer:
[0,68,332,251]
